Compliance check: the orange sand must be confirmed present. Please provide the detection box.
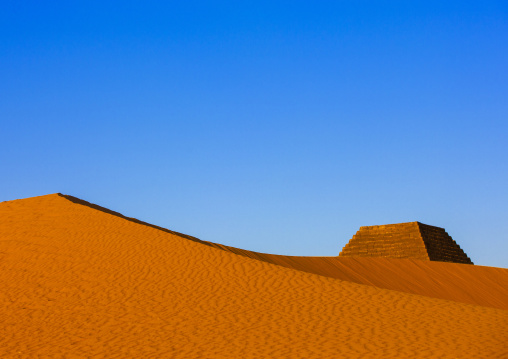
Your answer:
[0,194,507,358]
[208,245,508,310]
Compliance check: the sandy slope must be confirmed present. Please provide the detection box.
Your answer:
[208,244,508,310]
[59,194,508,310]
[0,194,506,358]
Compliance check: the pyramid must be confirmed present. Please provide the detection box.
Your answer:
[339,222,473,264]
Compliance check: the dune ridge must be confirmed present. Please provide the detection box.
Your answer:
[57,193,508,310]
[1,194,506,358]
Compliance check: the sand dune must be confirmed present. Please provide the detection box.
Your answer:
[208,244,508,310]
[58,194,508,310]
[0,194,507,358]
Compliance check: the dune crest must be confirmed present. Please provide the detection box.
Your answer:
[55,193,507,310]
[0,194,506,358]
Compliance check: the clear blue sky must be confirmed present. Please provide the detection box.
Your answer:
[1,1,507,268]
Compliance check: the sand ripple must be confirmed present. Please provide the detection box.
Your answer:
[0,194,506,358]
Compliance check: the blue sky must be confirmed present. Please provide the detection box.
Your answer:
[1,1,507,268]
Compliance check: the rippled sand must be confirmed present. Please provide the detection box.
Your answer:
[1,194,506,358]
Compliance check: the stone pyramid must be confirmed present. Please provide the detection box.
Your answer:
[339,222,473,264]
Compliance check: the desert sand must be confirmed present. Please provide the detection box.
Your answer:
[0,193,507,358]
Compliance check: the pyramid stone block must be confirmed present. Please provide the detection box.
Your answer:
[339,222,473,264]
